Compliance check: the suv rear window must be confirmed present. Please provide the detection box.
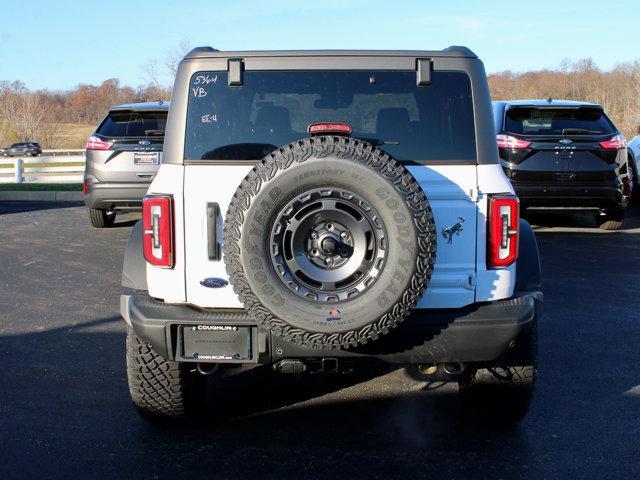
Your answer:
[185,70,476,163]
[97,110,167,138]
[504,107,615,136]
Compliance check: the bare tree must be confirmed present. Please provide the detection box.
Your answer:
[0,81,47,143]
[164,38,191,79]
[140,38,192,93]
[38,122,65,149]
[141,58,163,90]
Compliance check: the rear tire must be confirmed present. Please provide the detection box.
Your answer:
[126,327,207,422]
[458,324,537,425]
[597,208,624,230]
[88,208,115,228]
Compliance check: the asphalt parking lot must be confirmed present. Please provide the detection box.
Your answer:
[1,201,639,479]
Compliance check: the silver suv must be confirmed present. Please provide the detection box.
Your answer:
[83,102,169,228]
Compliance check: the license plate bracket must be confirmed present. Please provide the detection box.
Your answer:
[134,152,159,165]
[179,325,252,362]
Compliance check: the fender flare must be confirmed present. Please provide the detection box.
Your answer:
[122,220,147,291]
[515,219,542,291]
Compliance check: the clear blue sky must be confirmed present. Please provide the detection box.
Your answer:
[0,0,637,91]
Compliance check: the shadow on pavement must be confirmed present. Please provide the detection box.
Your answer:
[1,315,639,479]
[0,200,84,215]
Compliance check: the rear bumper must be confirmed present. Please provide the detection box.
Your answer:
[512,182,624,210]
[121,290,542,365]
[84,181,149,210]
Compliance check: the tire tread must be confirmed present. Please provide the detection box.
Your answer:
[223,136,436,349]
[125,328,205,421]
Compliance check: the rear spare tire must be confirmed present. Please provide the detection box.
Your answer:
[223,136,436,349]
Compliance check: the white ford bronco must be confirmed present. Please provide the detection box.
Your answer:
[121,47,543,424]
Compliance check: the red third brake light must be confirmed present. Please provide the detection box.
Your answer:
[599,134,626,150]
[142,195,174,268]
[496,134,531,150]
[85,136,113,150]
[488,195,520,268]
[307,122,352,136]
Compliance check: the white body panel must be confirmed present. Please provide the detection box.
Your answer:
[145,164,187,303]
[145,162,516,308]
[475,163,516,301]
[183,164,253,308]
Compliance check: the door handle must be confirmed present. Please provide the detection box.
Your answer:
[207,203,220,260]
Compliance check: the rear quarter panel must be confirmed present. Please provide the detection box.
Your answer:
[144,164,186,302]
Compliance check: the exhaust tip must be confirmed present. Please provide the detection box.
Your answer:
[442,363,465,375]
[418,364,438,376]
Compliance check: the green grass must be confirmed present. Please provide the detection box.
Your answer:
[0,183,82,191]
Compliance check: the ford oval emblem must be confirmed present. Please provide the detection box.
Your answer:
[200,277,229,288]
[139,140,151,146]
[559,139,573,145]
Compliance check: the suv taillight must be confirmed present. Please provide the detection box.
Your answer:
[496,134,531,150]
[142,195,174,268]
[599,134,626,150]
[488,195,519,268]
[85,136,113,150]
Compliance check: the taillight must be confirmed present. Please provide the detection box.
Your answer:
[142,195,174,268]
[488,195,519,268]
[496,134,531,150]
[599,134,626,150]
[85,136,113,150]
[83,179,89,196]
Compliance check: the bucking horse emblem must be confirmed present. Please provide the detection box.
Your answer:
[442,217,465,245]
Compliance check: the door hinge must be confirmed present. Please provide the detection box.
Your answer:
[469,187,482,203]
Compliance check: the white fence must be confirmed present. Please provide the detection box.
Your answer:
[0,149,85,183]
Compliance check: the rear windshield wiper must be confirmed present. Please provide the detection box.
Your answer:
[145,129,165,136]
[559,128,602,135]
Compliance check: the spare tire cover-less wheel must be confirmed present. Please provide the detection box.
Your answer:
[223,136,436,349]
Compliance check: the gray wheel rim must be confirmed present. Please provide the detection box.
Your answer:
[269,187,387,302]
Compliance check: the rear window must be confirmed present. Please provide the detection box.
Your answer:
[97,110,167,138]
[504,107,615,136]
[185,70,476,163]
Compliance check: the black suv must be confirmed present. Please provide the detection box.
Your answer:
[493,100,630,229]
[0,142,42,157]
